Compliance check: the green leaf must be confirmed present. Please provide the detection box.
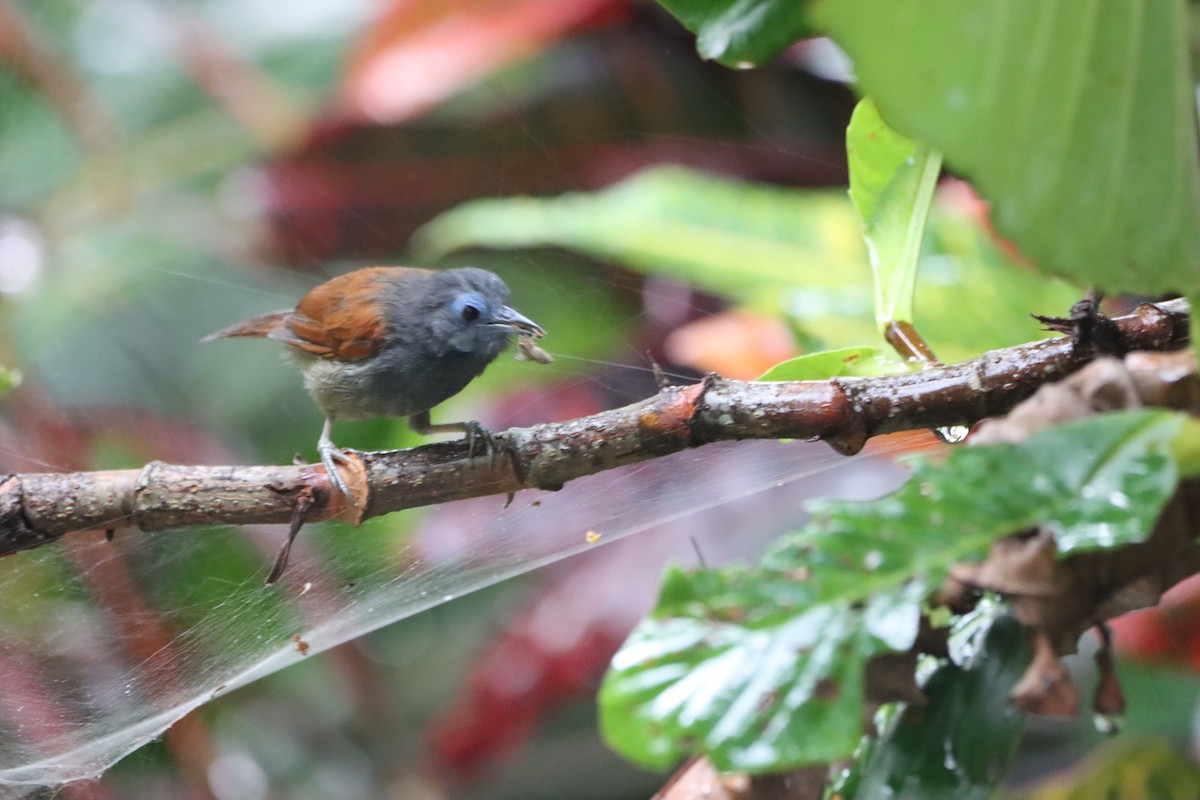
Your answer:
[415,166,868,299]
[415,165,1082,358]
[832,603,1029,800]
[599,566,927,771]
[847,97,943,329]
[907,192,1080,362]
[816,0,1200,296]
[600,411,1181,773]
[1018,411,1180,554]
[756,346,907,380]
[850,408,1181,559]
[654,0,813,66]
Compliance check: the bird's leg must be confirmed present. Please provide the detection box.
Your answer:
[317,416,353,496]
[409,411,494,462]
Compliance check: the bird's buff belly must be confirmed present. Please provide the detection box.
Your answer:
[300,356,477,420]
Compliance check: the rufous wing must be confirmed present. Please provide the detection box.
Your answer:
[275,266,430,361]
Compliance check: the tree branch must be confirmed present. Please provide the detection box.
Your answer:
[0,299,1188,556]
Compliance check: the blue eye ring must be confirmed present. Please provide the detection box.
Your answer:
[451,292,487,322]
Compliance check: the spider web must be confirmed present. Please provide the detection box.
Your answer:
[0,434,916,792]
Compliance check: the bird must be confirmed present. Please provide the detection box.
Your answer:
[204,266,545,495]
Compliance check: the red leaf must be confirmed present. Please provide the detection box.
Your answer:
[344,0,628,123]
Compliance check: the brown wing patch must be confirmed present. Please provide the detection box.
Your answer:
[269,315,337,357]
[276,267,429,361]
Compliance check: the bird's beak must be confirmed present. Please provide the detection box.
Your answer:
[487,306,545,338]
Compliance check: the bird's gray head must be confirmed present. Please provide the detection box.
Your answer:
[419,268,543,358]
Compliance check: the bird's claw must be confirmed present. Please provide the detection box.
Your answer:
[318,441,354,496]
[463,420,496,466]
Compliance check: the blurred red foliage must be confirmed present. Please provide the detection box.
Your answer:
[344,0,630,123]
[1111,573,1200,669]
[261,5,852,266]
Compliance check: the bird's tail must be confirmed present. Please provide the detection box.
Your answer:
[201,311,290,342]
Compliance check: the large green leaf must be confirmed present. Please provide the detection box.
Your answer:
[600,411,1182,772]
[817,0,1200,296]
[415,166,1081,359]
[416,166,867,297]
[832,603,1029,800]
[847,97,943,330]
[599,565,927,771]
[654,0,813,65]
[802,409,1180,562]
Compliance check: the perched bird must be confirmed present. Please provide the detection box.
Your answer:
[204,266,545,494]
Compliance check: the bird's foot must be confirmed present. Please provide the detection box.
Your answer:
[318,439,355,496]
[463,420,496,464]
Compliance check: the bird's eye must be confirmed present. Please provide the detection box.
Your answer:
[452,292,487,323]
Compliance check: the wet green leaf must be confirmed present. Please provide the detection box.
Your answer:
[832,603,1028,800]
[1020,411,1181,554]
[817,0,1200,296]
[806,409,1182,562]
[600,565,927,771]
[847,97,942,330]
[600,411,1181,772]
